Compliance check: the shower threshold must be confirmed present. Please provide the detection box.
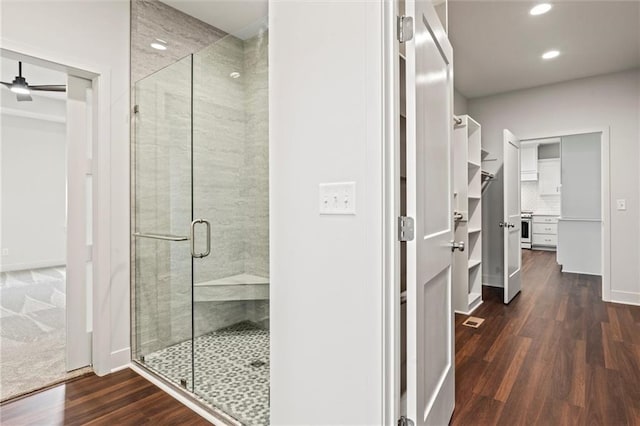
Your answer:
[144,322,270,426]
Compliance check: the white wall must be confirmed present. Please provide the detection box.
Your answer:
[469,69,640,305]
[0,0,130,372]
[270,1,385,424]
[454,89,468,115]
[1,94,67,272]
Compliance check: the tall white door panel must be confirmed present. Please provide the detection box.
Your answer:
[66,75,93,371]
[503,129,522,304]
[405,0,455,424]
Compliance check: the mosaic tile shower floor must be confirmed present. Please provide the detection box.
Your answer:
[144,322,269,426]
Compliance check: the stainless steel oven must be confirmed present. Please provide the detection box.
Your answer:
[521,211,532,249]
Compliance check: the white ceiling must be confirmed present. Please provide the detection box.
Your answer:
[162,0,268,39]
[449,1,640,98]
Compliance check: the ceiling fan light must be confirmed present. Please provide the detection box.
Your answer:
[10,86,30,95]
[9,76,30,94]
[9,83,31,95]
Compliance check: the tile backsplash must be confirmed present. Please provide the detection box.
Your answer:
[521,181,561,213]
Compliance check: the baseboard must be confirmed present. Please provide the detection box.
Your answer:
[609,290,640,306]
[0,260,65,273]
[110,347,131,372]
[454,300,483,316]
[130,363,239,425]
[560,267,601,276]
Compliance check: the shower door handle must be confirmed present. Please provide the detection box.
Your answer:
[190,219,211,258]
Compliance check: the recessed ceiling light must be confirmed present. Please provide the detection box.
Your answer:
[542,50,560,60]
[150,39,168,51]
[530,3,552,16]
[229,72,241,79]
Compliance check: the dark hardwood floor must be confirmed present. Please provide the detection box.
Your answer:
[0,368,209,425]
[451,249,640,425]
[2,250,638,425]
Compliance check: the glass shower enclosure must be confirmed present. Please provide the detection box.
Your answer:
[132,31,269,425]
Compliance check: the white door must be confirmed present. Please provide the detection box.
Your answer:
[66,75,93,371]
[503,129,522,304]
[405,0,455,424]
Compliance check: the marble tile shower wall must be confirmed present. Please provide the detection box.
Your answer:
[131,0,269,355]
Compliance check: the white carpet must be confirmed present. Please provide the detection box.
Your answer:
[0,266,68,401]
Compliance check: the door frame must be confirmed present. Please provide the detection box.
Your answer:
[382,0,402,422]
[520,127,611,302]
[0,44,114,376]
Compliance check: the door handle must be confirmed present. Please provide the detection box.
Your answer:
[498,221,505,228]
[190,219,211,258]
[507,223,515,228]
[451,241,465,252]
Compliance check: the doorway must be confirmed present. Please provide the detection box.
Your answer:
[130,28,270,425]
[519,129,610,298]
[0,54,94,401]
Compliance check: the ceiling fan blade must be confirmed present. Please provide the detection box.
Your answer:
[29,85,67,92]
[1,82,12,88]
[17,93,33,102]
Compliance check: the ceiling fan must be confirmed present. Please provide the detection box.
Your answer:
[1,61,66,102]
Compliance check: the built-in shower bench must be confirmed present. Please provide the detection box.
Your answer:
[194,273,269,302]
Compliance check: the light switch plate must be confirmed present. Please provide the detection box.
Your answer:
[319,182,356,215]
[616,199,627,211]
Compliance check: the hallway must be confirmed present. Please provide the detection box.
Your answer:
[451,250,640,425]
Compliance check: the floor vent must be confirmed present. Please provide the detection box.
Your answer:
[462,316,485,328]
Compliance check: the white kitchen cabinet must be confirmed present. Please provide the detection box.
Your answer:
[521,143,538,181]
[538,158,561,195]
[532,214,558,249]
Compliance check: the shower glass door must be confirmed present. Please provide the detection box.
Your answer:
[132,28,269,425]
[191,31,270,424]
[133,54,194,390]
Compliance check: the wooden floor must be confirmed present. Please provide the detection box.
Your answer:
[0,368,208,425]
[451,249,640,425]
[2,250,639,425]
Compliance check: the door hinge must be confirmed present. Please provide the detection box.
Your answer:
[398,416,415,426]
[397,15,414,43]
[133,104,139,114]
[398,216,415,242]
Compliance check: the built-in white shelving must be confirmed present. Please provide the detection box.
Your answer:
[452,115,483,315]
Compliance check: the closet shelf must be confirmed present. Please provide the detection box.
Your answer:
[468,259,482,270]
[453,114,483,316]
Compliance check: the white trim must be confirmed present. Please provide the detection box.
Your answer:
[0,260,65,273]
[382,0,400,423]
[520,127,611,304]
[110,347,131,372]
[0,43,113,376]
[129,363,239,425]
[609,290,640,306]
[454,300,483,316]
[1,107,66,124]
[483,281,503,288]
